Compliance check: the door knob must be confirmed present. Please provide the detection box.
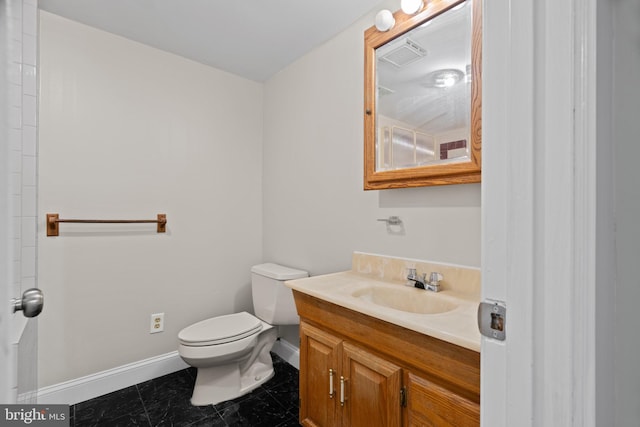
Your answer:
[12,288,44,318]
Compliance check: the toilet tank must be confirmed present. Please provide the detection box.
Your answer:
[251,263,308,325]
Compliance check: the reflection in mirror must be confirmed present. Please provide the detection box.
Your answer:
[364,0,481,189]
[376,0,471,170]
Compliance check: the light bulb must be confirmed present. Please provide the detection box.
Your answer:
[401,0,424,15]
[442,76,456,87]
[375,10,395,32]
[425,69,464,88]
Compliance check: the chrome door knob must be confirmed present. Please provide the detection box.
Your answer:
[12,288,44,318]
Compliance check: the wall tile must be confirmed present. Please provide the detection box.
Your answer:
[6,0,41,392]
[12,238,21,261]
[21,186,37,217]
[22,3,37,36]
[10,151,22,173]
[22,155,36,186]
[21,217,36,246]
[22,33,36,66]
[9,128,22,151]
[11,172,22,196]
[22,125,36,155]
[22,94,36,126]
[6,0,23,20]
[8,61,21,85]
[11,195,22,217]
[21,247,36,278]
[22,64,36,96]
[9,105,21,129]
[9,39,22,64]
[9,82,22,107]
[11,262,21,292]
[9,15,22,38]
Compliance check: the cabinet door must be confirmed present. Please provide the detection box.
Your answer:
[300,322,343,427]
[341,342,402,427]
[404,372,479,427]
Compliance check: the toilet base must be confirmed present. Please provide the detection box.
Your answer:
[190,363,275,406]
[189,327,277,406]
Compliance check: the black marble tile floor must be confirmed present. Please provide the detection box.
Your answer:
[71,353,300,427]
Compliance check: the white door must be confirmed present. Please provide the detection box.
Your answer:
[1,0,42,405]
[481,0,601,425]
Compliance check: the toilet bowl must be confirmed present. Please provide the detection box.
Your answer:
[178,263,308,406]
[178,312,277,405]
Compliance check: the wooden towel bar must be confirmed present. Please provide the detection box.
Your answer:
[46,213,167,236]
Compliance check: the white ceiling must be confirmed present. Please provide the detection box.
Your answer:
[38,0,388,82]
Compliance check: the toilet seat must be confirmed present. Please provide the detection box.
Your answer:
[178,312,262,347]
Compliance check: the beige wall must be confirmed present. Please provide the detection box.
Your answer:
[38,1,482,388]
[262,4,481,276]
[262,3,480,346]
[38,12,264,387]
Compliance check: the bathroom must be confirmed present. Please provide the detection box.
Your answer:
[1,0,639,426]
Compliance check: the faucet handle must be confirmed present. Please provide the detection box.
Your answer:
[429,272,443,283]
[407,268,417,278]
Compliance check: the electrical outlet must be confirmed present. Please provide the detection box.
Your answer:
[150,313,164,334]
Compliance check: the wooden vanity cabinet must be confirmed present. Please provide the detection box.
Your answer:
[294,291,480,427]
[300,322,402,427]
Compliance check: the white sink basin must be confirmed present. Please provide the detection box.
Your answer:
[352,286,458,315]
[285,271,481,351]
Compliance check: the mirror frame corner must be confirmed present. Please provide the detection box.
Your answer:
[363,0,482,190]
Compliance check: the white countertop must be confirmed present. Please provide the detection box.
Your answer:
[286,271,481,352]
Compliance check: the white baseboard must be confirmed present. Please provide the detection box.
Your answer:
[38,342,299,406]
[37,351,189,405]
[272,338,300,370]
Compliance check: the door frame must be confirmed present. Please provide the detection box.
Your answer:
[1,0,15,404]
[2,0,612,417]
[1,0,40,405]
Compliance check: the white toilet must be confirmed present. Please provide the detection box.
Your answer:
[178,263,308,406]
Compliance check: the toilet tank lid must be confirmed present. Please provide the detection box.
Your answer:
[251,263,308,280]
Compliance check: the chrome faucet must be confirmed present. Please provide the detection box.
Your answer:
[407,269,443,292]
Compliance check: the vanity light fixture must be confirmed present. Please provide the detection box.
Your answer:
[401,0,425,15]
[375,1,425,33]
[375,9,395,32]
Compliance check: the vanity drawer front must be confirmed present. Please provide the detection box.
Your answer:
[405,372,479,427]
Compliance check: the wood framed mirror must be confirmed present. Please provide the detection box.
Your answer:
[364,0,482,190]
